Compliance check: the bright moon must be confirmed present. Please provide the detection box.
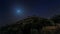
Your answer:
[17,10,20,13]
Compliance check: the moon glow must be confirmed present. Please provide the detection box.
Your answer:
[17,10,20,13]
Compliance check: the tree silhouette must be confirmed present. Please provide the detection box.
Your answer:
[22,23,32,34]
[51,14,60,23]
[0,15,58,34]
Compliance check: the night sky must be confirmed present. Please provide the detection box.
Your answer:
[0,0,60,26]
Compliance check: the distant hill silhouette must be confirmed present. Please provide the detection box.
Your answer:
[0,15,60,34]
